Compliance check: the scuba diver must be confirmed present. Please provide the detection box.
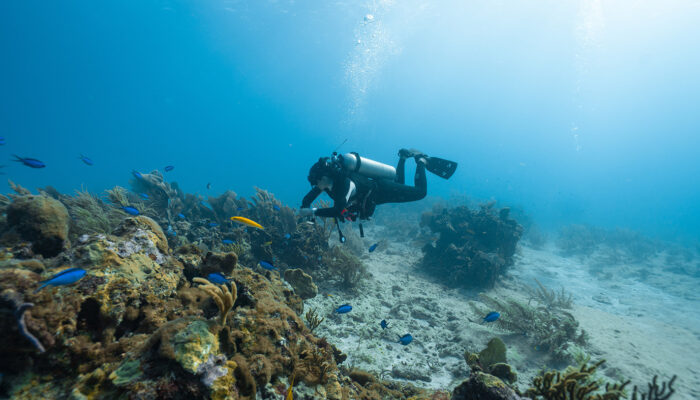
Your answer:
[299,149,457,241]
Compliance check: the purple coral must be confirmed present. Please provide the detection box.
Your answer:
[15,302,45,353]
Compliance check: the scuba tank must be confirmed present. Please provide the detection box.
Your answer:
[332,152,396,180]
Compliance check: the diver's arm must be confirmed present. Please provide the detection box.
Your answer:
[301,187,322,208]
[313,179,350,218]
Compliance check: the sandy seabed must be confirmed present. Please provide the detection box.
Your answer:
[304,231,700,399]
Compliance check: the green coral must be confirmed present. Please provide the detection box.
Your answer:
[109,359,143,387]
[173,319,220,373]
[479,338,506,368]
[526,360,629,400]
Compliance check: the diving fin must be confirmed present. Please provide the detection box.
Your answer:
[425,157,457,179]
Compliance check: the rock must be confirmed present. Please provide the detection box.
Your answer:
[283,268,318,299]
[391,366,432,382]
[7,195,70,257]
[113,216,169,254]
[490,363,518,384]
[451,372,522,400]
[203,251,238,275]
[147,317,220,374]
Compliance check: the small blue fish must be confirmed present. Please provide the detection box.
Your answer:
[380,319,388,329]
[34,268,86,293]
[222,239,235,245]
[178,213,185,219]
[164,165,174,172]
[79,154,94,166]
[483,312,500,323]
[132,170,143,179]
[273,205,280,211]
[284,233,291,240]
[208,222,218,227]
[121,206,140,216]
[201,201,213,210]
[166,225,177,236]
[369,243,378,253]
[335,304,352,314]
[140,193,149,200]
[13,155,45,169]
[207,273,229,285]
[0,137,5,145]
[237,207,244,211]
[259,261,277,270]
[398,334,413,345]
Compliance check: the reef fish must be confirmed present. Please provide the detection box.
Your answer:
[132,170,143,179]
[230,216,264,230]
[380,319,388,329]
[79,154,94,166]
[222,239,235,245]
[259,261,277,270]
[208,222,218,227]
[207,273,229,285]
[206,182,212,189]
[177,213,185,219]
[166,225,176,236]
[368,243,378,253]
[286,375,294,400]
[334,304,352,314]
[284,233,291,239]
[13,155,45,168]
[273,204,281,211]
[483,311,500,322]
[164,165,174,172]
[0,137,5,145]
[398,334,413,345]
[34,268,86,293]
[139,193,149,200]
[121,206,140,216]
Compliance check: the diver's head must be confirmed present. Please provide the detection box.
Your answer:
[308,157,338,189]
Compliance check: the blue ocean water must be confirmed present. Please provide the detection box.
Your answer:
[1,0,699,241]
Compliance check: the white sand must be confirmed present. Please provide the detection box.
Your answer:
[302,236,700,399]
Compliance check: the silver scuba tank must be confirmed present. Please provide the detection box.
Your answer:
[335,152,396,180]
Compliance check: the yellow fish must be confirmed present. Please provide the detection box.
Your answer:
[286,376,294,400]
[263,241,273,246]
[230,216,264,230]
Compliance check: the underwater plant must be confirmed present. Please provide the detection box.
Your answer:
[193,277,236,325]
[304,307,325,332]
[526,359,630,400]
[475,294,587,362]
[62,188,124,238]
[526,279,574,310]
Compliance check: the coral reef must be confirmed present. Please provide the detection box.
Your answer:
[193,277,236,325]
[525,360,630,400]
[284,268,318,300]
[465,338,517,384]
[419,203,523,289]
[5,195,70,257]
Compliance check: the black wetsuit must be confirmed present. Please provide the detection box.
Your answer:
[301,157,427,220]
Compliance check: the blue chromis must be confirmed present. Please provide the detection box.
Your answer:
[368,243,378,252]
[140,193,149,200]
[284,233,291,240]
[273,204,281,211]
[121,206,140,216]
[178,213,185,219]
[222,239,235,245]
[398,334,413,345]
[208,222,218,227]
[164,165,174,172]
[483,311,500,322]
[334,304,352,314]
[380,319,388,329]
[34,268,86,293]
[207,273,229,285]
[79,154,94,166]
[13,155,46,168]
[132,170,143,179]
[259,261,277,270]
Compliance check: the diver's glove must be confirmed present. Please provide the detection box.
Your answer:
[298,208,316,217]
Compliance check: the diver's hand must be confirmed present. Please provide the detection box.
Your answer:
[298,208,316,217]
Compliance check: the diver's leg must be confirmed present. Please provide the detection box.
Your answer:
[375,158,427,205]
[395,157,406,184]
